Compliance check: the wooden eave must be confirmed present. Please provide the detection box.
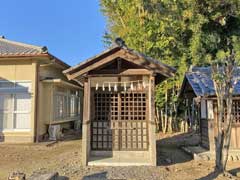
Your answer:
[0,53,70,70]
[41,79,83,89]
[47,53,70,69]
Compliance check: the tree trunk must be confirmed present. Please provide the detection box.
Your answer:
[171,86,177,132]
[168,109,173,133]
[184,110,188,132]
[215,96,224,171]
[155,106,160,132]
[215,96,233,173]
[164,109,168,133]
[160,109,165,132]
[172,101,178,132]
[163,90,168,134]
[221,92,233,172]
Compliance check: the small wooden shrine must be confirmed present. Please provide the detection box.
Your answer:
[179,67,240,151]
[64,39,175,166]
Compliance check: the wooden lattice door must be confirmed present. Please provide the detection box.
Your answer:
[91,90,148,151]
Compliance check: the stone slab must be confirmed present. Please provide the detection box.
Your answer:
[88,155,152,166]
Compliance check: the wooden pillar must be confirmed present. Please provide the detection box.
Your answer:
[191,99,195,128]
[207,100,215,152]
[82,78,91,165]
[32,61,38,142]
[148,75,157,166]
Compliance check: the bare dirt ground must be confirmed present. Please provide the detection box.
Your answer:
[0,132,239,180]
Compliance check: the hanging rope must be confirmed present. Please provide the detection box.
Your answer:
[96,80,148,91]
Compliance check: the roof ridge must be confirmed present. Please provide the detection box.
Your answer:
[0,37,48,53]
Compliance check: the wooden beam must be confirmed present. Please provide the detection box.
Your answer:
[120,68,152,75]
[88,68,152,77]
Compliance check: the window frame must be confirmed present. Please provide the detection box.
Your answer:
[53,89,80,122]
[0,80,32,132]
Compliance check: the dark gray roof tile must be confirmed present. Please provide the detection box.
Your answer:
[185,67,240,96]
[0,37,47,56]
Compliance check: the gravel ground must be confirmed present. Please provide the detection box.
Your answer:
[0,132,239,180]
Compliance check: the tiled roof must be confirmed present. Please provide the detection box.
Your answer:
[0,36,48,56]
[185,67,240,96]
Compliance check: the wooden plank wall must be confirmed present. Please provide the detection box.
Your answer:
[230,125,240,149]
[201,99,240,150]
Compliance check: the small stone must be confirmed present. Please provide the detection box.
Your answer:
[165,167,170,171]
[8,171,26,180]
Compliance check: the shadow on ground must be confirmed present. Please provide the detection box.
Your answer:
[229,167,240,177]
[60,129,82,141]
[82,172,108,180]
[196,167,240,180]
[196,171,221,180]
[58,176,69,180]
[156,132,201,166]
[41,130,82,147]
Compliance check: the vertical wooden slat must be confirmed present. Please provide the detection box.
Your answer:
[91,88,149,151]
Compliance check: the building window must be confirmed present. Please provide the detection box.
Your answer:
[0,81,31,131]
[54,90,80,121]
[70,92,80,117]
[55,93,68,119]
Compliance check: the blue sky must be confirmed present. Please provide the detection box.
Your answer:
[0,0,107,66]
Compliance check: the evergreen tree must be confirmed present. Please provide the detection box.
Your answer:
[100,0,240,133]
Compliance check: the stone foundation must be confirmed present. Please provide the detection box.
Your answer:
[0,132,34,143]
[182,146,240,161]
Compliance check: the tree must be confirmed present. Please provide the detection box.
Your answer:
[100,0,193,133]
[186,0,240,173]
[212,52,235,174]
[212,36,240,174]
